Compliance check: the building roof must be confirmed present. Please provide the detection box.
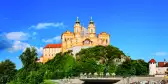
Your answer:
[44,44,62,48]
[158,62,165,67]
[149,59,156,63]
[163,63,168,67]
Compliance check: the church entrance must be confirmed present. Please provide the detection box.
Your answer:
[83,38,92,46]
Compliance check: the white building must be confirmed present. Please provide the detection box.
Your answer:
[67,46,91,57]
[37,44,62,63]
[149,59,168,77]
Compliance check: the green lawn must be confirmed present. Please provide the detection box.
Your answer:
[41,80,58,84]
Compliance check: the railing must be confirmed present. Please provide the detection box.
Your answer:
[54,75,168,84]
[78,73,154,79]
[63,73,155,79]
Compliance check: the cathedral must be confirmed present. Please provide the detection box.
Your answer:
[37,17,110,63]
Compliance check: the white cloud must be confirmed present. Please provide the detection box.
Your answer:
[6,32,29,41]
[8,41,30,52]
[5,31,43,55]
[8,40,43,55]
[153,52,168,56]
[30,22,65,29]
[42,36,61,43]
[35,47,43,55]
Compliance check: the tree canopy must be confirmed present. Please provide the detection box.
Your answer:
[19,47,38,70]
[0,59,17,84]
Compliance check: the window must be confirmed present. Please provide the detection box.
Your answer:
[76,39,78,43]
[91,29,93,33]
[106,39,108,43]
[76,28,78,32]
[84,40,90,45]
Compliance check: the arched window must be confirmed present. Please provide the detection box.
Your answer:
[91,29,93,33]
[76,28,78,32]
[83,39,91,45]
[106,39,108,44]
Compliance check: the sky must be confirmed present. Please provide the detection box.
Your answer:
[0,0,168,69]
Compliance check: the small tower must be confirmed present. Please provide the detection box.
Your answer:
[149,59,157,75]
[74,17,81,34]
[88,17,96,37]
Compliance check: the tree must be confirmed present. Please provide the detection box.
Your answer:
[0,59,17,84]
[43,52,76,79]
[75,45,128,77]
[19,47,38,70]
[116,59,136,76]
[134,60,149,75]
[10,47,42,84]
[116,59,149,76]
[26,71,44,84]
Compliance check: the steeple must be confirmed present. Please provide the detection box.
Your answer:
[74,17,81,34]
[88,17,96,36]
[76,17,80,23]
[89,17,94,24]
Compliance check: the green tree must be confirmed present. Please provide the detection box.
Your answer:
[116,59,136,76]
[19,47,39,70]
[10,47,42,84]
[134,59,149,75]
[26,71,44,84]
[0,59,17,84]
[76,45,127,75]
[43,52,76,79]
[116,59,149,77]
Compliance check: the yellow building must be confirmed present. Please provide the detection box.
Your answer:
[37,17,110,63]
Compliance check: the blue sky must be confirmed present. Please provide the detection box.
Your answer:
[0,0,168,69]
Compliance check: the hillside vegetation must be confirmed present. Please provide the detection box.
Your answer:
[0,45,148,84]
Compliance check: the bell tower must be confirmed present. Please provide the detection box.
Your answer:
[74,17,82,46]
[74,17,81,34]
[88,17,96,37]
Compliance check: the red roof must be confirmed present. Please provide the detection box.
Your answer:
[158,62,165,67]
[149,59,156,63]
[158,62,168,67]
[163,63,168,67]
[44,44,62,48]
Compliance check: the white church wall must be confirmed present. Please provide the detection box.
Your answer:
[156,67,168,75]
[68,46,91,56]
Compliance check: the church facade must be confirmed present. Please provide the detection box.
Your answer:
[37,17,110,63]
